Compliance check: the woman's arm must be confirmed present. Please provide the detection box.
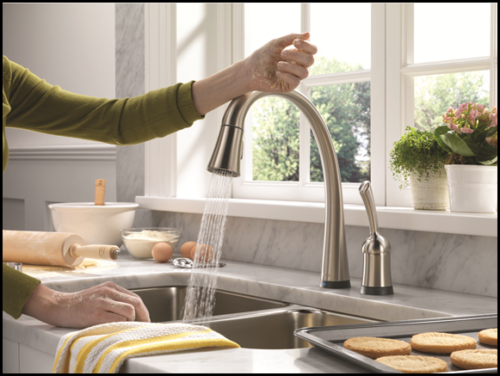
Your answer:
[191,32,317,116]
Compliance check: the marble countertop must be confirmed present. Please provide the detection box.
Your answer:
[3,250,497,373]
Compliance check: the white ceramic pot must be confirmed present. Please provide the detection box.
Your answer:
[49,202,139,246]
[409,169,450,210]
[445,165,498,213]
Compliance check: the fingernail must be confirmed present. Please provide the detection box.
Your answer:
[276,70,282,76]
[282,50,289,57]
[294,40,302,47]
[277,62,286,68]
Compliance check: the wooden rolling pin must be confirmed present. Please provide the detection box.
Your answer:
[3,230,120,268]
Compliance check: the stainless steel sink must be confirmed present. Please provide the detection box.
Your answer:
[196,306,378,349]
[131,286,288,322]
[131,286,379,349]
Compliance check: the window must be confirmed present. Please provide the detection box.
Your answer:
[386,3,497,207]
[143,3,497,211]
[232,3,497,207]
[233,4,383,205]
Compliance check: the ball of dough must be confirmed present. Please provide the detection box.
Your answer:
[152,242,173,263]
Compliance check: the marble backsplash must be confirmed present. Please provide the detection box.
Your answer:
[115,4,497,299]
[133,211,497,298]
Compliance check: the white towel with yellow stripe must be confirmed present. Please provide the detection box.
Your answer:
[52,321,240,373]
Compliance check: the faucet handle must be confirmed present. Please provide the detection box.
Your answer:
[359,181,378,235]
[359,181,394,296]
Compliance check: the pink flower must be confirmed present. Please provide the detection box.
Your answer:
[489,112,498,127]
[486,135,497,147]
[449,123,461,133]
[477,104,485,112]
[469,109,479,124]
[460,126,474,134]
[446,107,455,117]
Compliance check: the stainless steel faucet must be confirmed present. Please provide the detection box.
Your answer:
[208,90,350,289]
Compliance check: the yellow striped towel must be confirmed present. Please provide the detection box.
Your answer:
[52,321,240,373]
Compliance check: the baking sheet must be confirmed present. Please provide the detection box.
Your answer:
[295,314,497,373]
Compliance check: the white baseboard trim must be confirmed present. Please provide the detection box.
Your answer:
[8,145,116,161]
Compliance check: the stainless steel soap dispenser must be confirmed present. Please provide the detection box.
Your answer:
[359,181,394,295]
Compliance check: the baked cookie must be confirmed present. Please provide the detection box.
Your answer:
[410,332,476,354]
[343,337,411,359]
[450,349,497,370]
[478,328,497,346]
[376,355,448,373]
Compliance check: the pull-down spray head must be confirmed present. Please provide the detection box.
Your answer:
[207,125,244,177]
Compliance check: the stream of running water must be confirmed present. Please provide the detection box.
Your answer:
[182,170,233,325]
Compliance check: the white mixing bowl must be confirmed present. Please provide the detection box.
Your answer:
[49,202,139,246]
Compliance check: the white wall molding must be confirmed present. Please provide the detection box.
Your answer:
[8,145,116,161]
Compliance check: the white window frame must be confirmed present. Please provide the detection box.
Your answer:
[232,4,386,207]
[138,3,497,238]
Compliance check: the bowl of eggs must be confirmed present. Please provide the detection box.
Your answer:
[121,228,181,261]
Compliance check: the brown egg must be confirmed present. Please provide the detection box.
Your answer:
[180,241,197,258]
[190,244,216,263]
[152,242,173,263]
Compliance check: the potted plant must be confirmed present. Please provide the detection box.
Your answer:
[390,126,450,210]
[434,103,497,213]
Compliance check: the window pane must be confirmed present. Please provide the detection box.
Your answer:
[310,83,371,183]
[244,4,300,58]
[414,4,490,64]
[251,97,300,182]
[414,71,490,132]
[245,4,301,182]
[310,3,371,74]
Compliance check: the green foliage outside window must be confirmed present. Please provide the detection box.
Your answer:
[251,56,489,184]
[252,55,371,183]
[414,71,489,132]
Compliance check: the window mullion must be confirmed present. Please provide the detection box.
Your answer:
[386,3,412,207]
[370,3,387,207]
[491,2,498,109]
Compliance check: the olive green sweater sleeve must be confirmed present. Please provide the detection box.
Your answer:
[2,55,205,318]
[3,55,205,172]
[3,263,41,319]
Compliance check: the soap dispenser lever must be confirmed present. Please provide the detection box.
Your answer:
[359,181,394,295]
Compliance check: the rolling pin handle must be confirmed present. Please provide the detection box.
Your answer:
[70,244,120,261]
[69,243,84,259]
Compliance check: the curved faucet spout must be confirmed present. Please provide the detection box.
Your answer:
[208,90,350,288]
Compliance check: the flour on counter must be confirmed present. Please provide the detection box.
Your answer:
[22,258,118,277]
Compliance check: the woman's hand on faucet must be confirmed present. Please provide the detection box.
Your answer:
[244,32,318,93]
[191,32,317,116]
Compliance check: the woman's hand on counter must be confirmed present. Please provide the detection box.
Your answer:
[191,32,317,116]
[21,281,150,328]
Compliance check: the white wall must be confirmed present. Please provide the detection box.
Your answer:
[3,3,116,147]
[2,4,117,231]
[176,4,227,198]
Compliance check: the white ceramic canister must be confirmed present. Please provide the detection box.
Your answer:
[409,169,450,210]
[444,165,497,213]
